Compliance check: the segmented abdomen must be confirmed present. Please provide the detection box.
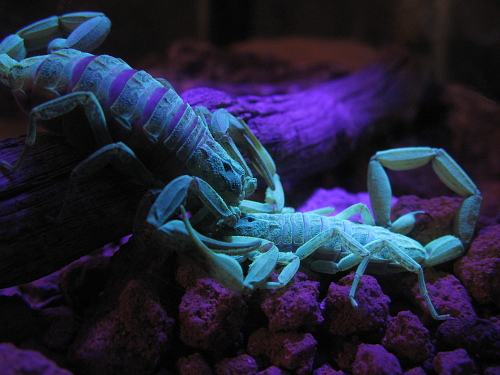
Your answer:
[66,51,212,162]
[234,212,423,255]
[27,48,247,203]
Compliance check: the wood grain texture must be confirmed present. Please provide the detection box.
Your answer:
[0,56,421,287]
[0,134,146,287]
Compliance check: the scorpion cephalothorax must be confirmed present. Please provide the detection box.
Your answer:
[0,12,285,230]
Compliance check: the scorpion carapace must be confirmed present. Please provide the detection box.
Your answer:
[0,12,285,231]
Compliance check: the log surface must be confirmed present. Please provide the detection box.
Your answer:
[0,56,420,287]
[0,134,146,287]
[182,54,422,180]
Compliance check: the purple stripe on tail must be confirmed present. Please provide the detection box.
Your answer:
[134,86,169,128]
[67,55,98,92]
[104,68,138,108]
[164,103,188,150]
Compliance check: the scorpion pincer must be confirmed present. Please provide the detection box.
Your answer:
[187,147,482,320]
[0,12,285,234]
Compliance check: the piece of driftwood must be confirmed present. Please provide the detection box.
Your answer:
[182,53,423,180]
[0,55,421,287]
[0,134,147,288]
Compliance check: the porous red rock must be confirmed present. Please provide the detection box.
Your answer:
[247,327,317,374]
[68,279,174,375]
[382,310,434,364]
[0,343,73,375]
[437,316,500,360]
[260,273,323,332]
[405,269,476,322]
[179,278,247,350]
[432,348,477,375]
[391,195,461,246]
[320,274,390,336]
[351,344,402,375]
[215,354,259,375]
[334,336,361,372]
[404,367,427,375]
[454,224,500,307]
[176,353,213,375]
[257,366,286,375]
[313,364,346,375]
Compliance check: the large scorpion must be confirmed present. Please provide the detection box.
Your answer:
[172,147,482,320]
[0,13,284,248]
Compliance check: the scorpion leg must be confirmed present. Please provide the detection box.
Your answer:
[367,239,451,320]
[142,175,241,231]
[57,142,158,220]
[178,206,272,293]
[242,240,301,292]
[295,228,372,308]
[1,91,112,173]
[368,147,482,246]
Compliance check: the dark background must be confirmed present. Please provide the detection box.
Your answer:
[1,0,500,100]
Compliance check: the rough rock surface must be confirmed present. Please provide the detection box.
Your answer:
[454,224,500,307]
[248,328,317,374]
[215,354,259,375]
[176,353,213,375]
[68,279,175,375]
[382,310,434,364]
[179,278,247,350]
[0,343,73,375]
[404,269,477,322]
[351,344,402,375]
[260,273,323,332]
[432,348,477,375]
[321,274,391,336]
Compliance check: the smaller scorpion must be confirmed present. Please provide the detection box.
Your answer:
[177,147,482,320]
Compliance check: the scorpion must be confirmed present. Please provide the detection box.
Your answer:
[173,147,482,320]
[0,12,285,242]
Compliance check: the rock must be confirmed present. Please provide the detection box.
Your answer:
[382,310,434,364]
[179,278,247,350]
[176,353,213,375]
[215,354,259,375]
[68,279,174,375]
[260,274,323,332]
[437,316,500,360]
[351,344,402,375]
[313,364,346,374]
[404,367,427,375]
[41,306,80,353]
[0,294,45,345]
[248,327,317,374]
[334,336,361,372]
[454,224,500,307]
[391,195,461,246]
[320,274,390,336]
[257,366,287,375]
[59,254,111,312]
[404,269,476,322]
[432,348,477,375]
[0,343,73,375]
